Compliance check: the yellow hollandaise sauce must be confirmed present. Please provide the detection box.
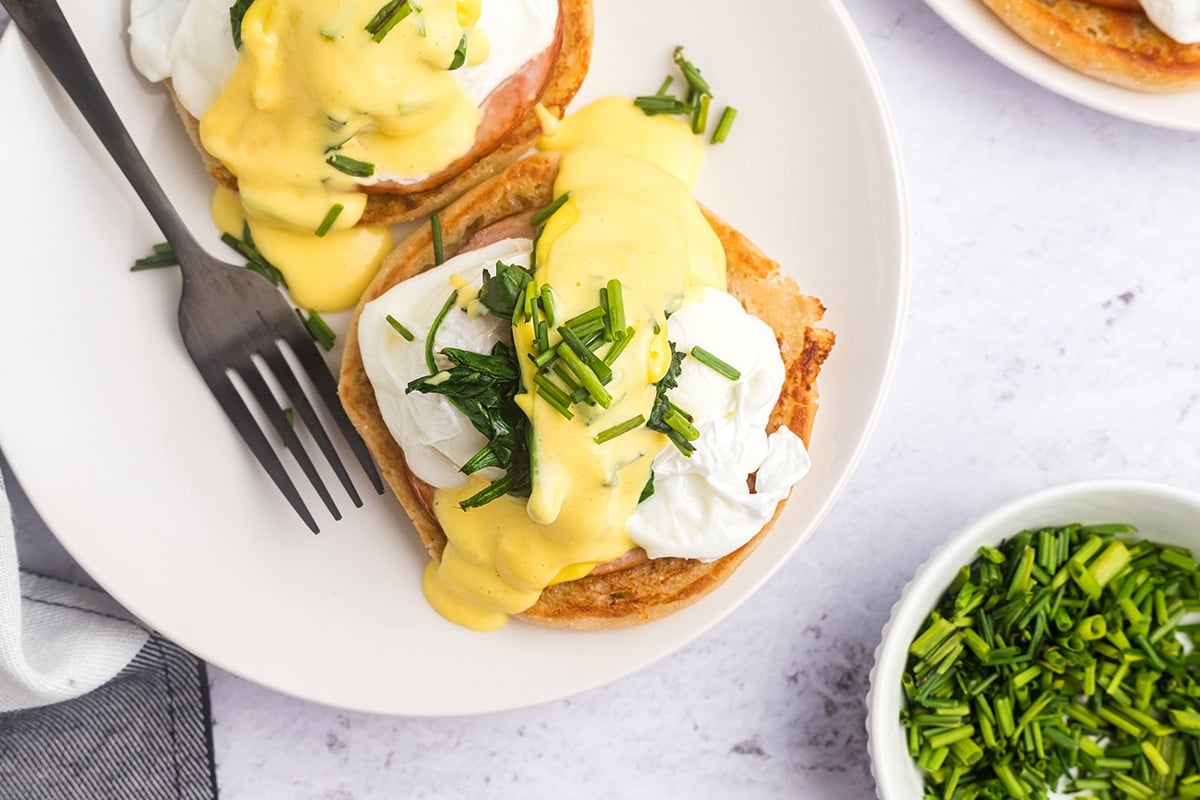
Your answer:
[212,188,392,312]
[422,99,727,631]
[200,0,487,309]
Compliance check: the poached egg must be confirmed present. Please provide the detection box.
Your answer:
[128,0,559,310]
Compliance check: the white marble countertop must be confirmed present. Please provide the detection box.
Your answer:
[7,0,1200,796]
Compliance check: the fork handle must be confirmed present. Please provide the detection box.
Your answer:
[3,0,206,263]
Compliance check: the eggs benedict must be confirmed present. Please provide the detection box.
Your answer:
[980,0,1200,91]
[128,0,591,310]
[339,99,835,631]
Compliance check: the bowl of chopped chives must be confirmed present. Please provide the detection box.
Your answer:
[867,479,1200,800]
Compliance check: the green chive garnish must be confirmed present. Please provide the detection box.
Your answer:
[131,242,177,271]
[690,345,741,381]
[556,345,610,409]
[634,95,693,116]
[711,106,737,144]
[594,415,646,444]
[424,290,458,373]
[563,306,605,331]
[602,328,636,366]
[282,407,294,427]
[662,408,699,441]
[557,325,612,384]
[532,373,574,420]
[606,279,626,339]
[296,309,335,351]
[220,232,286,287]
[691,92,711,136]
[385,314,414,341]
[447,34,468,70]
[431,212,444,265]
[326,154,376,178]
[458,474,512,510]
[365,0,413,42]
[539,286,558,327]
[531,192,570,228]
[672,45,711,96]
[314,203,344,237]
[656,75,674,96]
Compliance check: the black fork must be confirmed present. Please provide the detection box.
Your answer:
[3,0,384,532]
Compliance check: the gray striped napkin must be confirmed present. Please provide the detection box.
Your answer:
[0,450,219,800]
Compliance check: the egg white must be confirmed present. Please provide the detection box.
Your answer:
[358,248,812,562]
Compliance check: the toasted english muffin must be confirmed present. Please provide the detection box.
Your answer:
[338,152,835,629]
[982,0,1200,92]
[168,0,593,224]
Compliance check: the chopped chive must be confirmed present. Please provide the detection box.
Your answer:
[551,362,581,393]
[365,0,413,42]
[673,45,711,96]
[431,213,444,265]
[385,314,414,341]
[556,345,610,408]
[326,154,376,178]
[634,95,693,116]
[662,408,699,442]
[606,279,626,338]
[531,192,570,228]
[594,415,646,445]
[458,473,511,510]
[690,345,741,381]
[711,106,737,144]
[314,203,344,237]
[532,373,574,420]
[219,232,286,286]
[540,286,558,327]
[424,290,458,373]
[131,242,177,271]
[281,407,294,428]
[691,92,711,135]
[557,325,613,384]
[564,306,606,330]
[296,309,335,351]
[603,328,636,366]
[656,75,674,96]
[447,33,468,69]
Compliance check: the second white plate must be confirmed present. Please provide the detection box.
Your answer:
[925,0,1200,131]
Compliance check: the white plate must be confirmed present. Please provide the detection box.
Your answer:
[925,0,1200,130]
[0,0,907,715]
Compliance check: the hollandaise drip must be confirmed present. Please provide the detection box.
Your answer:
[423,100,728,631]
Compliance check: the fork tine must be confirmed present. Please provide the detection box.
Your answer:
[283,335,385,495]
[261,344,363,508]
[236,363,342,524]
[205,372,320,534]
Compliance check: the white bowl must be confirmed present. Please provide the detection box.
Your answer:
[866,479,1200,799]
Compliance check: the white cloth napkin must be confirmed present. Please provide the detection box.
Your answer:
[0,468,148,712]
